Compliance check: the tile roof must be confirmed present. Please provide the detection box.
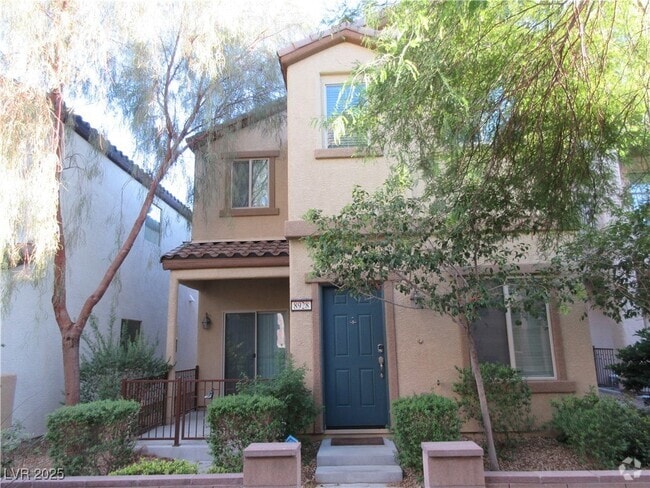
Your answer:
[161,239,289,262]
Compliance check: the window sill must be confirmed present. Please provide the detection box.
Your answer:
[220,207,280,217]
[314,147,382,160]
[526,380,576,394]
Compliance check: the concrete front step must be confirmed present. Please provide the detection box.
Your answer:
[316,438,398,466]
[315,465,403,484]
[315,438,402,484]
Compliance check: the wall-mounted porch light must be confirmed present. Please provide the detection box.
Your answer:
[202,312,212,330]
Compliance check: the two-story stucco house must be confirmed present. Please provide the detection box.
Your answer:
[1,115,197,435]
[161,25,598,433]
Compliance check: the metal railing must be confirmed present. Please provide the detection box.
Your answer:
[121,368,239,445]
[593,347,620,388]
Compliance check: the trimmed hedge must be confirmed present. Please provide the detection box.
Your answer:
[391,393,461,471]
[206,394,283,472]
[46,399,140,475]
[110,458,198,475]
[551,390,650,468]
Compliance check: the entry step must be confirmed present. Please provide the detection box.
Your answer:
[315,465,403,484]
[315,438,402,484]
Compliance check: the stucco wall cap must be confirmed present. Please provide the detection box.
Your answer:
[244,442,301,458]
[422,440,484,457]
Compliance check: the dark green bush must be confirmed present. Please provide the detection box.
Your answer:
[453,363,532,441]
[551,390,650,468]
[46,399,140,475]
[80,319,170,402]
[237,358,319,437]
[391,393,461,471]
[206,394,284,472]
[110,458,198,475]
[611,328,650,393]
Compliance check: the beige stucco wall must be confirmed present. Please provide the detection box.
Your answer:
[286,42,391,221]
[288,238,597,430]
[195,278,290,381]
[192,116,288,242]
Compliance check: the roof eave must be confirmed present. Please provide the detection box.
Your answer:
[278,25,377,84]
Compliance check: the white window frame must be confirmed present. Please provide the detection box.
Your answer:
[230,158,270,209]
[502,285,557,380]
[322,80,365,149]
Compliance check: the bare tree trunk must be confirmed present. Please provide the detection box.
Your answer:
[49,87,82,405]
[465,323,500,471]
[48,81,177,404]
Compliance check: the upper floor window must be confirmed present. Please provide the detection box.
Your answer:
[221,151,280,217]
[232,158,270,209]
[471,285,556,379]
[144,204,161,245]
[324,83,365,148]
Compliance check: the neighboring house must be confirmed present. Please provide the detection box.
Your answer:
[161,25,598,432]
[588,160,648,385]
[0,115,196,435]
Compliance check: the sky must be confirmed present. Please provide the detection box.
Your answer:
[70,0,353,205]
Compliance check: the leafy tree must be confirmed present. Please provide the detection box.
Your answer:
[308,0,649,470]
[0,0,292,404]
[307,172,565,470]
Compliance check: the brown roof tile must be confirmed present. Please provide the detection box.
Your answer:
[161,240,289,262]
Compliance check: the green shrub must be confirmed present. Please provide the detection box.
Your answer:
[611,328,650,393]
[1,422,28,469]
[46,399,140,475]
[110,458,198,475]
[391,393,461,471]
[80,318,170,402]
[206,394,284,472]
[551,390,650,468]
[453,363,532,441]
[237,358,319,437]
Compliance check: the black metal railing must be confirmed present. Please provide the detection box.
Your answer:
[121,369,239,445]
[593,347,620,388]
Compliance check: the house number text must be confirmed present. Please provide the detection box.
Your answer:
[291,299,312,312]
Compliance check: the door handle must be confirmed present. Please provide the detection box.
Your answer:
[378,355,385,378]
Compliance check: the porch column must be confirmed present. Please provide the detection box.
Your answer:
[165,273,180,368]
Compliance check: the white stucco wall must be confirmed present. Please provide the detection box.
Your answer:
[0,124,194,435]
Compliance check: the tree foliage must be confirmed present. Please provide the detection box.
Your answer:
[343,0,649,232]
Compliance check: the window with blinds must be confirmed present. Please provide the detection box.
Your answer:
[324,83,365,148]
[471,285,556,378]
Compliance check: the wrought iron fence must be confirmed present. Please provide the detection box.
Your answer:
[121,369,239,445]
[593,347,620,388]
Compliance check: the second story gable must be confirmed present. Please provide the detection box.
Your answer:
[189,25,391,242]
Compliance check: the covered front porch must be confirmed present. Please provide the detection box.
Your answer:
[151,239,290,444]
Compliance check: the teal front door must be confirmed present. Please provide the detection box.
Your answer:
[322,287,388,428]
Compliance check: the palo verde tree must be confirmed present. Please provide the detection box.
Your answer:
[0,0,293,405]
[307,0,649,470]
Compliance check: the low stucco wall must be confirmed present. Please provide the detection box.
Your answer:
[422,441,650,488]
[3,474,243,487]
